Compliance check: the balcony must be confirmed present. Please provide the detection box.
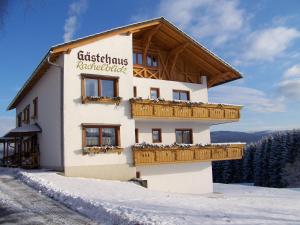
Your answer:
[130,98,242,122]
[133,143,244,166]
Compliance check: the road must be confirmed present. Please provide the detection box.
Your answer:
[0,170,99,225]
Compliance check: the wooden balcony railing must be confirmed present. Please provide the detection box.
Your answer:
[130,99,242,121]
[133,65,160,79]
[133,144,244,166]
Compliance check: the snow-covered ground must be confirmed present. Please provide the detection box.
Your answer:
[2,168,300,225]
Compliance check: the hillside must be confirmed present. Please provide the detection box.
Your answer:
[211,130,272,143]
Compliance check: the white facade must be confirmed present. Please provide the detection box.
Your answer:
[11,27,238,194]
[15,56,63,170]
[133,76,208,102]
[137,162,213,194]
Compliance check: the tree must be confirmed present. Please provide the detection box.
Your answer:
[282,156,300,187]
[243,144,256,182]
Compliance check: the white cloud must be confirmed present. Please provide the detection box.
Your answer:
[243,27,300,61]
[278,79,300,101]
[209,86,285,112]
[0,116,15,137]
[277,65,300,101]
[157,0,246,46]
[283,64,300,78]
[63,0,88,42]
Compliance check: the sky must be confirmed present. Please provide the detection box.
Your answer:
[0,0,300,135]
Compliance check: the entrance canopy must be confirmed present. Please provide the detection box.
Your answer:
[4,124,41,138]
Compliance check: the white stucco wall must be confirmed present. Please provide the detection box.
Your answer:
[16,56,63,169]
[133,76,208,102]
[63,34,135,169]
[137,162,213,194]
[136,121,210,144]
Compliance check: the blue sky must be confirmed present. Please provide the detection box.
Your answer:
[0,0,300,135]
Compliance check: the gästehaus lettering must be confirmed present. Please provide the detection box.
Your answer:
[76,50,128,74]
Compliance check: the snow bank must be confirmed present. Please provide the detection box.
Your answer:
[17,171,152,225]
[6,169,300,225]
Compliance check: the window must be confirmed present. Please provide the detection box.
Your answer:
[102,80,114,97]
[17,112,22,127]
[175,129,192,144]
[135,128,139,143]
[33,97,38,118]
[173,90,190,101]
[133,52,143,65]
[85,79,98,96]
[133,86,137,97]
[23,105,30,124]
[147,55,158,67]
[86,128,99,146]
[150,88,160,99]
[83,75,118,98]
[83,125,120,147]
[152,129,162,143]
[102,128,116,145]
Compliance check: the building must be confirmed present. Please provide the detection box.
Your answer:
[2,18,244,194]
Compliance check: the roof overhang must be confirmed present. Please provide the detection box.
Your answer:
[7,17,242,110]
[4,124,42,137]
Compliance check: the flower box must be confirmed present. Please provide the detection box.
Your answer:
[82,96,122,105]
[83,146,123,155]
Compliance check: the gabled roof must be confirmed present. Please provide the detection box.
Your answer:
[7,17,242,110]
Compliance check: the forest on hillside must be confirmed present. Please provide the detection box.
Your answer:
[213,130,300,188]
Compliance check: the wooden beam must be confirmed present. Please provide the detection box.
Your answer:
[158,52,170,79]
[142,24,161,65]
[207,72,232,87]
[169,42,189,76]
[52,20,161,54]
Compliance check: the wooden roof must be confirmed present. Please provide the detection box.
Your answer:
[7,17,242,110]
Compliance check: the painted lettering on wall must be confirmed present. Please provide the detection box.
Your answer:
[76,50,128,74]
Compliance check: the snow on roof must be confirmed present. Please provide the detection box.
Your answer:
[4,124,42,137]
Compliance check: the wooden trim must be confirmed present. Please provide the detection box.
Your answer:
[17,112,22,127]
[81,73,119,80]
[51,20,162,54]
[133,86,137,97]
[143,24,161,64]
[23,105,30,124]
[82,124,121,147]
[98,79,101,96]
[114,79,119,97]
[81,74,119,103]
[33,97,38,118]
[135,128,139,143]
[133,144,245,166]
[99,128,102,146]
[175,128,193,144]
[150,87,160,99]
[81,77,85,103]
[152,128,162,143]
[117,127,120,146]
[82,127,86,148]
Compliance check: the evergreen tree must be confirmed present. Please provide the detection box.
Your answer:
[268,133,283,187]
[254,138,265,186]
[222,160,234,183]
[243,144,255,182]
[212,129,300,187]
[282,156,300,187]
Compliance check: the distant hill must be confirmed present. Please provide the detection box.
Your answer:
[211,131,272,144]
